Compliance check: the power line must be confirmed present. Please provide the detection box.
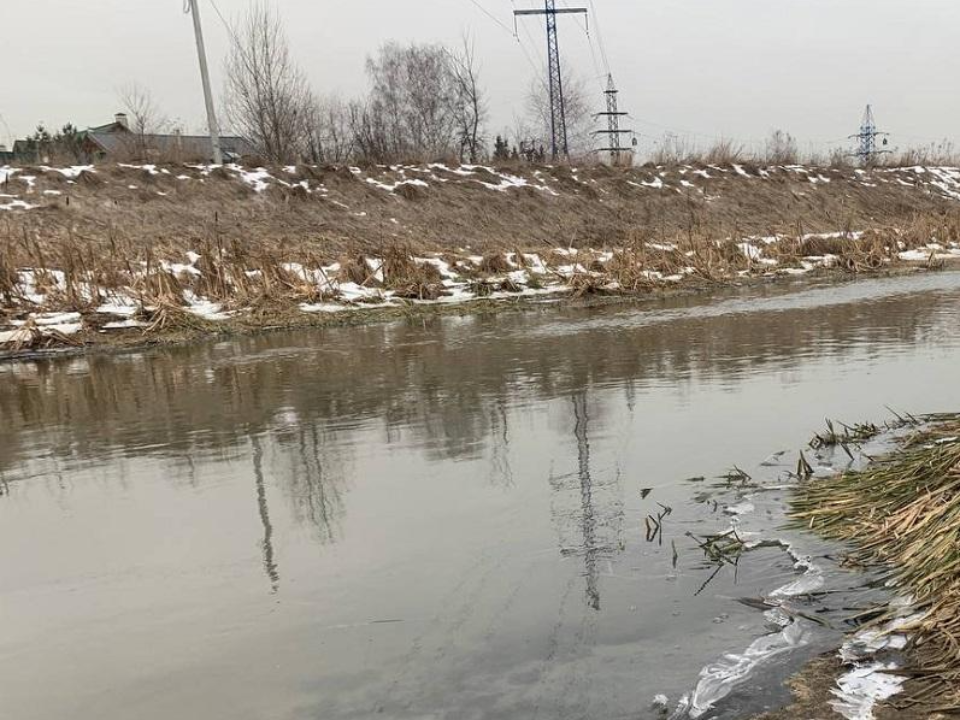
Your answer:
[207,0,246,49]
[465,0,517,36]
[555,0,605,93]
[595,74,633,165]
[503,0,555,102]
[624,113,857,157]
[511,0,547,65]
[461,0,550,97]
[587,0,610,76]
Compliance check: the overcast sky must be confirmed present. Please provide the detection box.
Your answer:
[5,0,960,156]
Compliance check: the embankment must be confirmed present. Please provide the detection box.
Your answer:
[3,161,960,357]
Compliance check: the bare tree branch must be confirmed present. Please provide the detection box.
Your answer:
[361,41,484,163]
[448,36,488,164]
[526,67,595,159]
[117,83,170,161]
[223,2,313,163]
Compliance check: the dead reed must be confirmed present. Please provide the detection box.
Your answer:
[792,418,960,709]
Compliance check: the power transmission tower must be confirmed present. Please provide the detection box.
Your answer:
[186,0,223,165]
[849,104,889,166]
[594,74,633,166]
[515,1,587,160]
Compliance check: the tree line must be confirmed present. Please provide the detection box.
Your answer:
[221,2,590,165]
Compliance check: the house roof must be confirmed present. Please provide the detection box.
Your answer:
[87,121,127,134]
[86,131,256,160]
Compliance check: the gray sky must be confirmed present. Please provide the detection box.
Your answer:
[6,0,960,157]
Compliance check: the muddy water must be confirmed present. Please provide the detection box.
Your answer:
[3,272,960,720]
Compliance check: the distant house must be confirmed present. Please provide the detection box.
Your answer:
[0,145,14,164]
[7,113,256,165]
[10,140,37,164]
[82,113,256,163]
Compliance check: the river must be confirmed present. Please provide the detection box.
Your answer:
[3,272,960,720]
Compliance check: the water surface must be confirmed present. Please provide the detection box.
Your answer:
[3,272,960,720]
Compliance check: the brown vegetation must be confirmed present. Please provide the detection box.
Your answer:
[1,160,959,355]
[793,418,960,715]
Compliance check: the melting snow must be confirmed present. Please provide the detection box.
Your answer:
[831,663,907,720]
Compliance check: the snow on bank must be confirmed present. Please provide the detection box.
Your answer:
[666,430,925,720]
[1,228,958,346]
[832,663,907,720]
[6,162,960,213]
[829,610,920,720]
[671,527,916,720]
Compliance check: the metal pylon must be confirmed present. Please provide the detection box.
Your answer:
[515,1,587,160]
[595,73,633,165]
[850,104,889,166]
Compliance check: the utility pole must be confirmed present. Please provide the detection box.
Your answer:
[515,1,587,160]
[187,0,223,165]
[595,74,633,166]
[849,104,889,166]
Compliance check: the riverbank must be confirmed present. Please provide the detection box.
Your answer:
[5,160,960,360]
[754,417,960,719]
[0,262,955,363]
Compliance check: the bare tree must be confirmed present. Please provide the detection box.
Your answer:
[365,42,462,162]
[341,100,379,163]
[526,67,594,159]
[763,129,799,165]
[448,37,488,163]
[304,94,355,164]
[117,83,169,161]
[510,115,538,160]
[224,2,313,163]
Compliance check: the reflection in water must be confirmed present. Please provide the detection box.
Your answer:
[3,274,960,487]
[490,399,514,488]
[251,434,279,592]
[282,423,345,544]
[551,392,624,611]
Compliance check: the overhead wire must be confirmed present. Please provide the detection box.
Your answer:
[511,0,546,64]
[557,0,606,93]
[507,0,553,97]
[471,1,849,156]
[206,0,241,46]
[586,0,610,76]
[466,0,517,37]
[624,112,862,156]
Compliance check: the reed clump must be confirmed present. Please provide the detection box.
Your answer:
[792,418,960,707]
[381,247,446,300]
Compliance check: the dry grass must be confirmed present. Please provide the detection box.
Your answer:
[883,141,960,168]
[703,138,748,166]
[381,246,445,300]
[0,210,954,327]
[1,162,959,353]
[792,418,960,711]
[4,161,960,259]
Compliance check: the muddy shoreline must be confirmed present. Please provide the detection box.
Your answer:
[752,650,951,720]
[0,264,943,364]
